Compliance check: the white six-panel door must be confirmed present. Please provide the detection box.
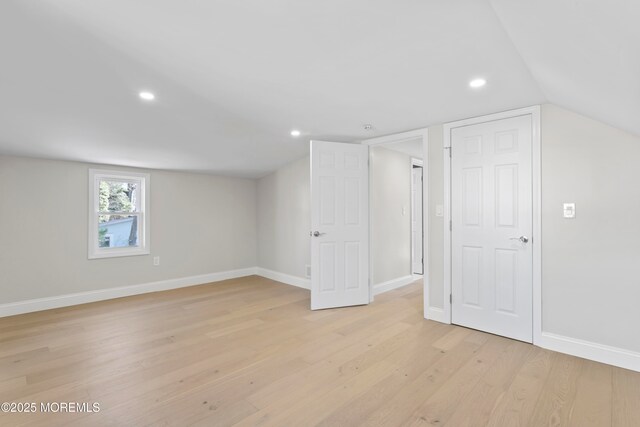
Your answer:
[451,115,533,342]
[310,141,369,310]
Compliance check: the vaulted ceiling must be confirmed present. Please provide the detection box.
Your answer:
[0,1,637,177]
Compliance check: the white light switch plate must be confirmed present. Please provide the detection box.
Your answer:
[563,203,575,218]
[435,205,444,217]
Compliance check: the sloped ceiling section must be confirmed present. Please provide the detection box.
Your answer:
[490,0,640,136]
[1,0,637,177]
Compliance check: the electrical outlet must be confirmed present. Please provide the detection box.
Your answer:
[153,256,160,266]
[563,203,576,219]
[305,265,311,278]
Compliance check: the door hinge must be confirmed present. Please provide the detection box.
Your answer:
[450,294,452,304]
[449,220,452,231]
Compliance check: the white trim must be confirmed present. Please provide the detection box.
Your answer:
[538,332,640,373]
[442,126,452,324]
[361,128,429,146]
[410,158,424,276]
[531,107,542,345]
[0,267,257,318]
[255,268,311,290]
[361,128,429,307]
[89,169,151,259]
[442,106,542,337]
[373,275,415,295]
[425,306,448,324]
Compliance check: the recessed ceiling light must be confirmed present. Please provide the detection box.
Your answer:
[139,91,155,101]
[290,130,301,137]
[363,124,373,131]
[469,78,487,88]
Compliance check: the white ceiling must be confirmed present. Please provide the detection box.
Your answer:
[0,1,636,177]
[490,0,640,138]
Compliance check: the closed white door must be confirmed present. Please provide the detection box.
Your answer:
[310,140,369,310]
[412,165,424,274]
[451,115,533,342]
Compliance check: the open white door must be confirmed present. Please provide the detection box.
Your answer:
[310,140,369,310]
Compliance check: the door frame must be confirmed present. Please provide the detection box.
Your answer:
[411,158,424,275]
[361,128,429,302]
[441,105,542,344]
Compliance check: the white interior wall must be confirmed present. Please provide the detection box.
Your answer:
[540,104,640,353]
[370,146,412,285]
[0,155,257,305]
[256,155,311,280]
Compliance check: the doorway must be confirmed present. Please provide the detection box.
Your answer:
[363,129,428,297]
[309,129,429,311]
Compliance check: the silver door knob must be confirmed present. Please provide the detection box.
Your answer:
[311,231,324,237]
[509,236,529,243]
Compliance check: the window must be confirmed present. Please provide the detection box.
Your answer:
[101,234,113,248]
[89,169,150,259]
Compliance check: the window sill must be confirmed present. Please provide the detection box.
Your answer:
[88,248,150,260]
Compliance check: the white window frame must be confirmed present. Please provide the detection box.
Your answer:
[89,169,150,259]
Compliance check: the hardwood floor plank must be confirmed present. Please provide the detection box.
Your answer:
[245,321,418,410]
[314,325,450,426]
[485,347,553,427]
[361,340,483,426]
[404,334,513,426]
[568,359,612,427]
[612,367,640,427]
[0,277,637,427]
[528,352,583,426]
[433,339,533,426]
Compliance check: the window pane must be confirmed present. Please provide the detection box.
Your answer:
[99,180,139,213]
[98,214,139,248]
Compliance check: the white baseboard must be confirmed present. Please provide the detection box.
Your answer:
[0,267,258,318]
[255,267,311,290]
[537,331,640,373]
[425,306,450,324]
[373,275,415,295]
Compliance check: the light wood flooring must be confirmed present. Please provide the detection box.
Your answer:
[1,276,639,426]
